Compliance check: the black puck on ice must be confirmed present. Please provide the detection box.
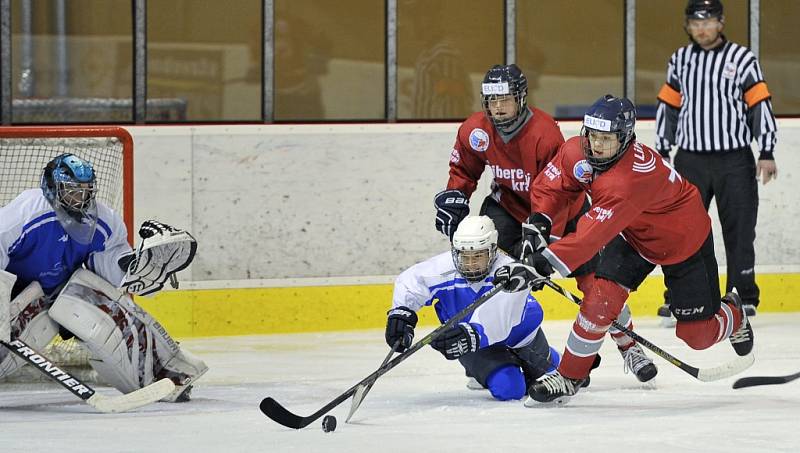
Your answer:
[322,415,337,432]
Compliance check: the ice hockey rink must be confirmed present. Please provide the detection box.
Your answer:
[1,313,798,453]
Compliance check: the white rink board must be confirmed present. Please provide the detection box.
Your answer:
[128,119,800,283]
[0,313,798,452]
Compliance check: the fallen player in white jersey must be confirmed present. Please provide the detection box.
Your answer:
[0,153,207,403]
[385,216,564,401]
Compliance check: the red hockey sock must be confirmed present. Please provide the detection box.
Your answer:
[676,300,742,350]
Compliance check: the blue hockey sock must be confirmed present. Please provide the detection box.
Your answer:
[485,365,526,401]
[546,347,561,373]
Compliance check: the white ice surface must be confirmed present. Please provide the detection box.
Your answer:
[1,314,799,453]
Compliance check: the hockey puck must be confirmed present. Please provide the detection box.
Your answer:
[321,415,337,432]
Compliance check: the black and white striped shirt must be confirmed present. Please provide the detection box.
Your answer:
[655,38,777,159]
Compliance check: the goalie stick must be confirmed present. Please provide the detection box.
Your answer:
[1,338,175,413]
[543,279,754,382]
[345,340,399,423]
[259,283,507,429]
[732,371,800,389]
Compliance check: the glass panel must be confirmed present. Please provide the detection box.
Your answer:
[274,0,385,121]
[517,0,623,119]
[761,0,800,115]
[635,0,748,117]
[11,0,133,123]
[148,0,262,121]
[397,0,503,120]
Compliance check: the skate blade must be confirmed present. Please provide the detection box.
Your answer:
[523,394,572,408]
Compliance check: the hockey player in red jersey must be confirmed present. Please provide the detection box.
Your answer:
[503,94,755,405]
[433,65,657,384]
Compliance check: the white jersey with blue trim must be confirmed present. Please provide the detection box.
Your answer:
[392,251,544,350]
[0,189,131,295]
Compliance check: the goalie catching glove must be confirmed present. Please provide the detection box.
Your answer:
[119,220,197,296]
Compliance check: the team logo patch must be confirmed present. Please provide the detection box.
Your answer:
[469,128,490,152]
[450,148,461,164]
[722,62,736,79]
[573,160,594,183]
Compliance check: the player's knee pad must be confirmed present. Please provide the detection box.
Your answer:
[0,281,58,379]
[486,365,527,401]
[579,278,629,333]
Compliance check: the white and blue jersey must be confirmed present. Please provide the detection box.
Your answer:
[392,251,545,350]
[0,189,131,295]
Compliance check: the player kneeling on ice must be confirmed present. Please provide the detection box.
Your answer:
[384,216,561,401]
[503,95,754,406]
[0,153,207,402]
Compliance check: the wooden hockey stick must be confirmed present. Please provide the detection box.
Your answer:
[733,371,800,389]
[259,283,507,429]
[1,338,175,413]
[543,279,754,382]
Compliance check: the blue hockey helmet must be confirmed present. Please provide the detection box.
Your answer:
[580,94,637,172]
[481,64,528,131]
[41,153,99,243]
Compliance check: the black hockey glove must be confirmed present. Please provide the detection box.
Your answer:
[431,323,480,360]
[520,213,551,266]
[493,260,552,293]
[434,189,470,240]
[385,307,418,352]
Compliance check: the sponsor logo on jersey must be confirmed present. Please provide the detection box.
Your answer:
[469,128,490,152]
[722,62,737,79]
[632,142,657,173]
[481,82,510,95]
[583,115,611,132]
[489,164,531,192]
[59,234,69,242]
[573,160,594,183]
[544,162,561,181]
[450,148,461,164]
[585,206,614,222]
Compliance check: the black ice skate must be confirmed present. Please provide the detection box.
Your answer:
[742,304,757,317]
[524,371,585,407]
[620,343,658,383]
[657,290,676,328]
[723,291,754,356]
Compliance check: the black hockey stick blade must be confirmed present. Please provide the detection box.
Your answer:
[260,283,506,429]
[542,279,754,382]
[732,371,800,389]
[346,340,398,423]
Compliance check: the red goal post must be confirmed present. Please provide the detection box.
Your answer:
[0,126,134,243]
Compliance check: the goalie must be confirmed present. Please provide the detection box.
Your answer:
[0,153,207,402]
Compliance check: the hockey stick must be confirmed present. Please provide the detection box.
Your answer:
[0,338,175,413]
[732,371,800,389]
[345,339,399,423]
[543,279,754,382]
[259,283,507,429]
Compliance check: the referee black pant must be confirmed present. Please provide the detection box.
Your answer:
[673,148,760,307]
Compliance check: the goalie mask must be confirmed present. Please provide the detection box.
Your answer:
[451,216,499,283]
[41,153,99,244]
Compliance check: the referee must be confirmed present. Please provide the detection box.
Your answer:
[655,0,778,322]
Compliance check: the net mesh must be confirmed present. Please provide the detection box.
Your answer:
[0,128,131,384]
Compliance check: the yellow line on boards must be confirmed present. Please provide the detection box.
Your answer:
[138,273,800,338]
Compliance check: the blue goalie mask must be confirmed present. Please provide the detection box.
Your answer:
[41,153,99,244]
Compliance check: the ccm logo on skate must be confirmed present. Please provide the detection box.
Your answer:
[8,339,94,396]
[673,307,704,316]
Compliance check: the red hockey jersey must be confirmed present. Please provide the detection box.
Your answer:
[533,136,711,275]
[446,108,584,236]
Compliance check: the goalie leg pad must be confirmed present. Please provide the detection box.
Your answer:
[0,281,59,379]
[0,269,15,343]
[48,288,145,394]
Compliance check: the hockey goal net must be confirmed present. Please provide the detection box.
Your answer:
[0,126,134,383]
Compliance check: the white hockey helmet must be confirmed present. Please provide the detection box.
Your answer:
[451,216,499,282]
